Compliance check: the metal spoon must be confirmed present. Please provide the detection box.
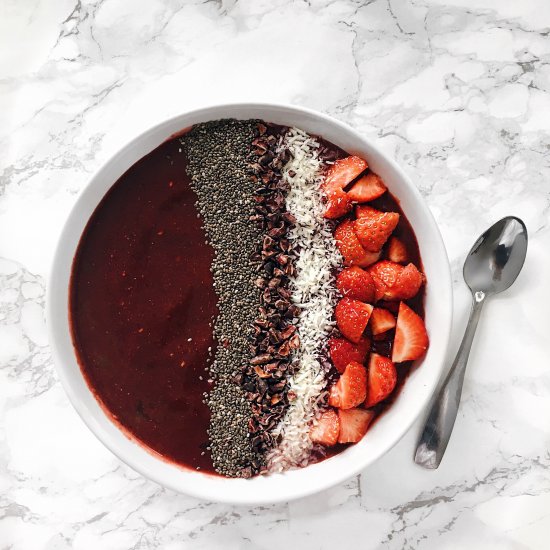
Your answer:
[415,216,528,469]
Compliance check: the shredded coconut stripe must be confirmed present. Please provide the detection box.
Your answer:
[266,128,342,473]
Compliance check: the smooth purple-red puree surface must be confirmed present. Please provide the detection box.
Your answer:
[70,138,217,472]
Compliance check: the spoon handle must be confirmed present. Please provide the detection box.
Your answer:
[414,291,486,469]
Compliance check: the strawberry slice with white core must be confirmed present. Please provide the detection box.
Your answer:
[365,353,397,407]
[387,236,408,263]
[334,219,381,267]
[323,156,368,219]
[324,155,368,190]
[370,307,396,335]
[324,188,352,219]
[310,409,340,446]
[347,173,387,203]
[392,302,429,362]
[337,408,375,443]
[328,361,368,409]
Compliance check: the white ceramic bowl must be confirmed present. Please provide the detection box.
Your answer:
[47,103,452,504]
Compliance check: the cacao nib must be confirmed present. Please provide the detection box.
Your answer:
[250,353,273,365]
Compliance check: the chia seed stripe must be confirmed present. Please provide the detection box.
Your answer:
[182,119,262,477]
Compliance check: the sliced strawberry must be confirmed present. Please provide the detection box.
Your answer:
[323,156,368,219]
[356,204,372,219]
[324,187,352,219]
[328,361,367,409]
[356,204,396,219]
[328,337,371,374]
[368,261,423,301]
[370,308,396,335]
[365,353,397,407]
[336,266,376,302]
[370,261,398,288]
[337,408,374,443]
[334,220,381,267]
[396,263,424,298]
[354,206,400,252]
[335,298,373,343]
[310,409,340,446]
[347,173,387,203]
[387,236,408,263]
[354,249,380,268]
[370,273,387,302]
[392,302,429,362]
[324,155,368,190]
[334,219,367,265]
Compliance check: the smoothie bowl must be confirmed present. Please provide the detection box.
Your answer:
[47,103,452,504]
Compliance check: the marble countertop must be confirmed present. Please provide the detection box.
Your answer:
[2,0,550,548]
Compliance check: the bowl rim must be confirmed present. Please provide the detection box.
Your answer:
[46,102,452,504]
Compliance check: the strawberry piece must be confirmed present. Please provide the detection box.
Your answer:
[356,204,395,219]
[334,220,381,267]
[370,308,396,335]
[324,155,368,190]
[356,205,371,219]
[368,261,423,301]
[387,236,408,263]
[347,173,387,203]
[335,298,373,343]
[365,353,397,407]
[310,409,340,446]
[337,408,374,443]
[328,336,370,373]
[324,187,352,219]
[328,361,367,409]
[392,302,429,362]
[336,266,376,302]
[354,250,380,268]
[334,220,367,264]
[354,206,400,252]
[323,156,367,219]
[370,273,386,302]
[396,263,424,298]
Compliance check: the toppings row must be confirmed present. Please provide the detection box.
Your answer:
[183,120,429,477]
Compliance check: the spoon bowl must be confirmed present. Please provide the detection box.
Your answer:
[464,216,528,296]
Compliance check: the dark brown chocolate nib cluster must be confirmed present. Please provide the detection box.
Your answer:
[234,123,300,473]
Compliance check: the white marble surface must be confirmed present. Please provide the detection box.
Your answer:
[2,0,550,547]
